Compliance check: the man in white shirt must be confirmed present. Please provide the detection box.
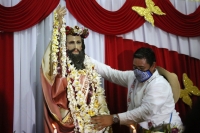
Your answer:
[91,47,183,132]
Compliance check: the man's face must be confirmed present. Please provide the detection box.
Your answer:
[133,58,155,73]
[66,35,82,54]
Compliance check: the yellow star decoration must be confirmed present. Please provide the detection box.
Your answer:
[132,0,166,26]
[180,73,200,108]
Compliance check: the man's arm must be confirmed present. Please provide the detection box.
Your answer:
[91,58,133,87]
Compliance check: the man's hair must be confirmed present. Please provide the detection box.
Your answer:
[133,47,156,66]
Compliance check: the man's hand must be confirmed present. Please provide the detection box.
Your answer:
[91,115,113,131]
[56,5,67,25]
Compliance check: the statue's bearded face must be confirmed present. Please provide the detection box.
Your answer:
[66,35,85,70]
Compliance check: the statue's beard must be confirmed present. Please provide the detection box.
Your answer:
[67,49,85,70]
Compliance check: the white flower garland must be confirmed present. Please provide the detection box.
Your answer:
[51,11,59,75]
[60,17,67,77]
[51,11,67,77]
[67,55,110,133]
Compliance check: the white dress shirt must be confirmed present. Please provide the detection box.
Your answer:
[92,58,183,130]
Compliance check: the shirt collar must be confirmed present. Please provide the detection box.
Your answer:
[145,69,159,83]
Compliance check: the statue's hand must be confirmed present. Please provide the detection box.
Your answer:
[56,5,67,24]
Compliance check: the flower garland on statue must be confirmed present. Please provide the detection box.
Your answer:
[59,18,67,77]
[66,55,110,133]
[51,11,67,77]
[51,11,59,75]
[51,11,110,133]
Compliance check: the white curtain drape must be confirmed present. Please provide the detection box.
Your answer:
[1,0,200,132]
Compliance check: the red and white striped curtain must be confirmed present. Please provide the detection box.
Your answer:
[0,0,200,133]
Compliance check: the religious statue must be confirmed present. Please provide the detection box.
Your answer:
[40,6,110,133]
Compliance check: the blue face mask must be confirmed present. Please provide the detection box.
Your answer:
[134,69,152,82]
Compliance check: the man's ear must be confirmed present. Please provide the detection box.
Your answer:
[152,62,156,70]
[150,62,156,73]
